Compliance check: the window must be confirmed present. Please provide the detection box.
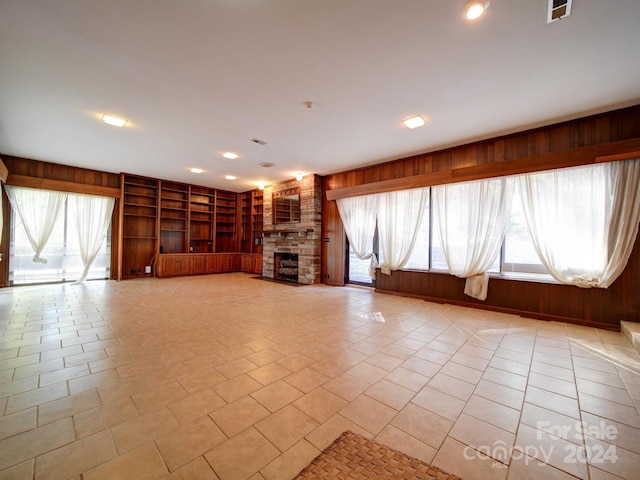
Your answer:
[502,181,550,278]
[402,195,430,270]
[9,200,111,285]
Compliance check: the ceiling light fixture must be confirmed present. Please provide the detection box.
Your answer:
[462,0,489,20]
[101,113,127,127]
[222,152,238,159]
[224,175,237,180]
[190,168,204,174]
[402,115,427,129]
[258,182,265,190]
[295,173,303,181]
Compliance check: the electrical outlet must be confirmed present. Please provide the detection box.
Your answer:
[145,266,151,274]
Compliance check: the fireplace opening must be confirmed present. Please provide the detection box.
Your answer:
[274,252,298,282]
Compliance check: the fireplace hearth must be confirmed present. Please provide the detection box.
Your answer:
[274,252,299,282]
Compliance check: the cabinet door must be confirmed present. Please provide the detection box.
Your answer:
[192,255,207,274]
[252,255,263,274]
[241,254,252,272]
[206,255,218,273]
[160,255,192,276]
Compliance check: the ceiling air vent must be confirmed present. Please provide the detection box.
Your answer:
[548,0,572,23]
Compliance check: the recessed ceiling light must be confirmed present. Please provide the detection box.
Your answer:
[224,175,237,180]
[462,0,489,20]
[222,152,238,159]
[190,168,204,174]
[101,113,127,127]
[402,115,427,129]
[260,162,274,168]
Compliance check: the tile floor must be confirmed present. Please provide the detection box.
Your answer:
[1,273,640,480]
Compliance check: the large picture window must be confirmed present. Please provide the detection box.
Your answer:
[9,198,111,285]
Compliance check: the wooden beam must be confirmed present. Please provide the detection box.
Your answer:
[0,157,8,183]
[5,174,121,198]
[325,138,640,201]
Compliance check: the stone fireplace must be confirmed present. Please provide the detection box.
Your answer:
[262,175,322,284]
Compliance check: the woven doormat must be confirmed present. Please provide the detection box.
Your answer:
[294,430,462,479]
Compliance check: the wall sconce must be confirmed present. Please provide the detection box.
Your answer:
[258,182,265,190]
[295,173,303,181]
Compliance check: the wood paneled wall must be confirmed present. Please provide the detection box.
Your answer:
[0,156,121,287]
[322,104,640,329]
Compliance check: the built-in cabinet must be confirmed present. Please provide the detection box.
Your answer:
[121,175,159,279]
[119,173,259,280]
[239,189,263,254]
[157,253,250,277]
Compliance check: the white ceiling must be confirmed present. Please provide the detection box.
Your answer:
[1,0,639,193]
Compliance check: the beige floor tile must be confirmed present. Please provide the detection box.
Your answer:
[525,386,580,419]
[132,381,189,415]
[0,407,37,441]
[391,403,453,450]
[463,395,520,434]
[34,430,117,480]
[247,363,292,386]
[4,275,640,479]
[156,416,226,472]
[111,407,179,454]
[250,380,304,413]
[216,358,259,379]
[384,366,430,392]
[68,369,120,395]
[167,456,220,479]
[260,439,320,480]
[584,436,640,479]
[449,413,515,464]
[210,396,270,438]
[481,366,528,391]
[37,388,101,426]
[74,397,139,439]
[411,385,465,422]
[433,437,507,480]
[474,379,525,410]
[246,349,284,367]
[427,372,476,402]
[0,418,75,471]
[283,367,330,393]
[339,394,397,436]
[83,441,169,480]
[520,402,584,444]
[292,387,348,423]
[375,424,437,464]
[5,381,68,415]
[204,427,280,480]
[167,388,226,425]
[214,374,263,403]
[177,367,228,394]
[0,460,33,480]
[255,404,319,452]
[515,423,588,479]
[508,452,584,480]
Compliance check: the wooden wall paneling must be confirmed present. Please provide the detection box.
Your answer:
[321,181,345,286]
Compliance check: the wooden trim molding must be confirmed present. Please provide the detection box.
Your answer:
[0,158,8,183]
[6,174,121,198]
[326,138,640,201]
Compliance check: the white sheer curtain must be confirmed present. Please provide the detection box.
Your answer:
[433,177,514,301]
[518,159,640,288]
[336,194,378,278]
[377,187,429,275]
[69,193,115,284]
[4,185,68,264]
